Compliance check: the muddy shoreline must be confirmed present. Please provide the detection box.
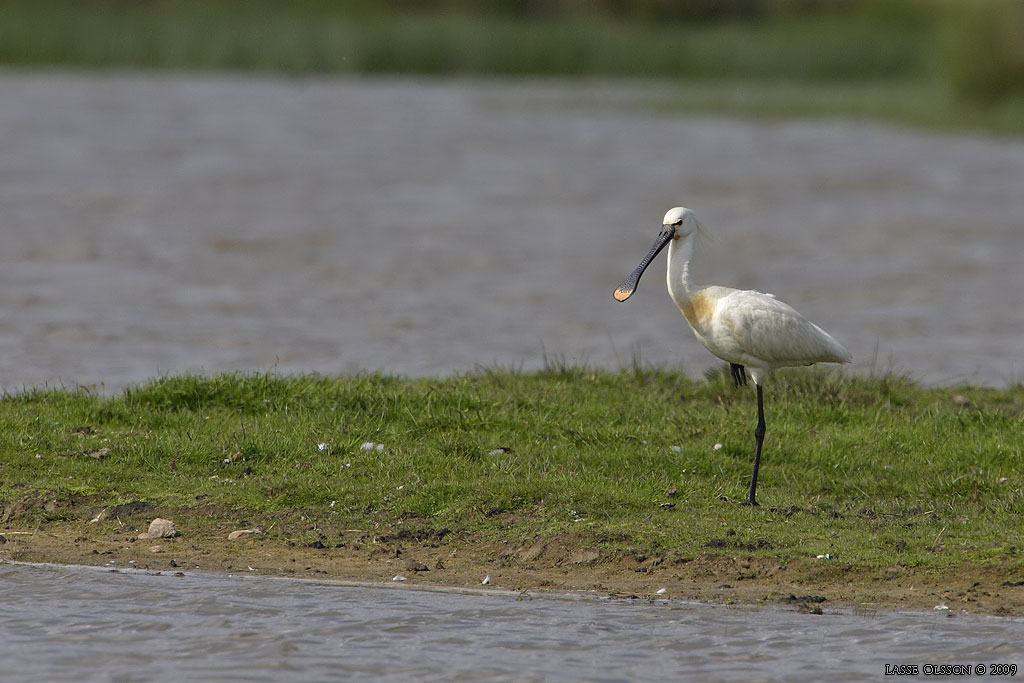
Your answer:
[4,509,1022,617]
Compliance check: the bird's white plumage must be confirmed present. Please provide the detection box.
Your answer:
[692,287,851,370]
[663,206,688,225]
[661,207,851,385]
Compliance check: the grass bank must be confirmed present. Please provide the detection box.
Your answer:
[628,81,1024,138]
[2,370,1023,613]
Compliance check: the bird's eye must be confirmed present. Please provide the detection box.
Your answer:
[673,219,683,227]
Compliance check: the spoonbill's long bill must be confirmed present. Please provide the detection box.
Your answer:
[614,206,852,505]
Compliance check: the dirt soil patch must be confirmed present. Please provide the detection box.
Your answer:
[3,500,1024,616]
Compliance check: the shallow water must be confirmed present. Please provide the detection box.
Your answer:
[2,562,1022,682]
[1,73,1023,391]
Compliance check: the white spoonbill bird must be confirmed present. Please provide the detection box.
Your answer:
[614,207,852,505]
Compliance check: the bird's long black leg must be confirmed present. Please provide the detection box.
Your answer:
[730,363,747,388]
[746,384,766,506]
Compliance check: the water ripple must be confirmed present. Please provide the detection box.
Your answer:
[1,563,1022,681]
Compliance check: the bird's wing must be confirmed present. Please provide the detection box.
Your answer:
[712,289,851,366]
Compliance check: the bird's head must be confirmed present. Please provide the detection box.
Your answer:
[613,206,704,302]
[662,206,705,239]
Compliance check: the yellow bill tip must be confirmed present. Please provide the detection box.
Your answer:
[613,288,633,302]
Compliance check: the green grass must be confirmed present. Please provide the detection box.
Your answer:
[3,369,1022,571]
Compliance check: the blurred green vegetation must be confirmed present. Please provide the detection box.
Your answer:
[934,0,1024,101]
[0,0,928,80]
[2,0,1024,121]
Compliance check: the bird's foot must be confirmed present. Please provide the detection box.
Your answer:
[719,495,760,507]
